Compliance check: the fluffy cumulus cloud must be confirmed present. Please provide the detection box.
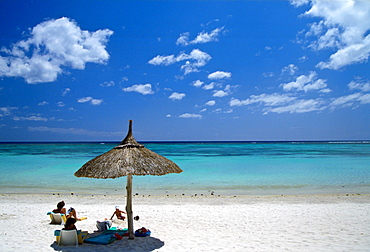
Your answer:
[281,71,331,93]
[191,80,204,88]
[122,84,154,95]
[176,27,225,46]
[212,84,234,97]
[148,49,211,74]
[0,17,113,83]
[281,64,299,75]
[205,100,216,106]
[294,1,370,70]
[169,92,186,100]
[208,71,232,80]
[77,96,103,105]
[179,113,202,119]
[213,90,229,97]
[202,82,215,90]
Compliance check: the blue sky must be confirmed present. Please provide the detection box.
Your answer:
[1,0,369,141]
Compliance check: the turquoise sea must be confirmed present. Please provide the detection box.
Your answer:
[0,142,369,196]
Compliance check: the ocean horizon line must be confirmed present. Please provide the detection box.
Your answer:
[1,140,370,144]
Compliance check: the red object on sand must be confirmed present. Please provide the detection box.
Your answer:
[114,233,122,240]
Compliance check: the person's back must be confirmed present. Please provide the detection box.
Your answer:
[53,201,66,214]
[52,201,80,220]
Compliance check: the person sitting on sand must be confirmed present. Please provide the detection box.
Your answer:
[53,201,80,220]
[63,217,77,230]
[58,217,88,244]
[110,206,126,220]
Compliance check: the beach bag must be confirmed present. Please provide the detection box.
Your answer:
[96,220,112,231]
[134,227,151,237]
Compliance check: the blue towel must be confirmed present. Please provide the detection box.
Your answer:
[84,230,128,245]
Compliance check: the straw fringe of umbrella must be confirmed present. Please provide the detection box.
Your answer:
[75,147,181,178]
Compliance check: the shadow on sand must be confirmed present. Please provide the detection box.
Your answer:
[50,236,165,252]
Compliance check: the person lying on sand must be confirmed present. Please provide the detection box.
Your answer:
[110,206,126,220]
[52,201,80,220]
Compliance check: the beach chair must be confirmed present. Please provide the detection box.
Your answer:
[48,212,67,225]
[57,230,79,247]
[55,230,88,245]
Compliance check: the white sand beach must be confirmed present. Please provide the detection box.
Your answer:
[0,193,369,252]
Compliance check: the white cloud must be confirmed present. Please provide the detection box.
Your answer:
[213,90,229,97]
[348,79,370,92]
[148,49,211,74]
[176,27,225,46]
[281,64,299,75]
[205,100,216,106]
[202,83,215,90]
[0,106,18,116]
[191,80,204,87]
[230,93,296,107]
[281,71,330,93]
[208,71,232,80]
[176,32,190,46]
[290,0,309,7]
[100,81,115,87]
[0,17,113,83]
[38,101,48,106]
[329,93,360,109]
[262,72,275,78]
[122,84,154,95]
[297,1,370,69]
[329,92,370,108]
[265,99,325,114]
[299,55,308,62]
[230,93,325,114]
[192,27,225,44]
[28,126,124,137]
[62,88,71,96]
[13,115,48,121]
[57,102,65,107]
[179,113,202,119]
[359,93,370,104]
[169,92,186,100]
[77,96,103,105]
[148,55,176,66]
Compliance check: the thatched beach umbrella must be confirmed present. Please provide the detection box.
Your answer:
[75,120,182,239]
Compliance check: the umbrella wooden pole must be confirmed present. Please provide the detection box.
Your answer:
[126,174,134,239]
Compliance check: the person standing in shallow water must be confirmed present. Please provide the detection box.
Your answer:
[52,201,80,220]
